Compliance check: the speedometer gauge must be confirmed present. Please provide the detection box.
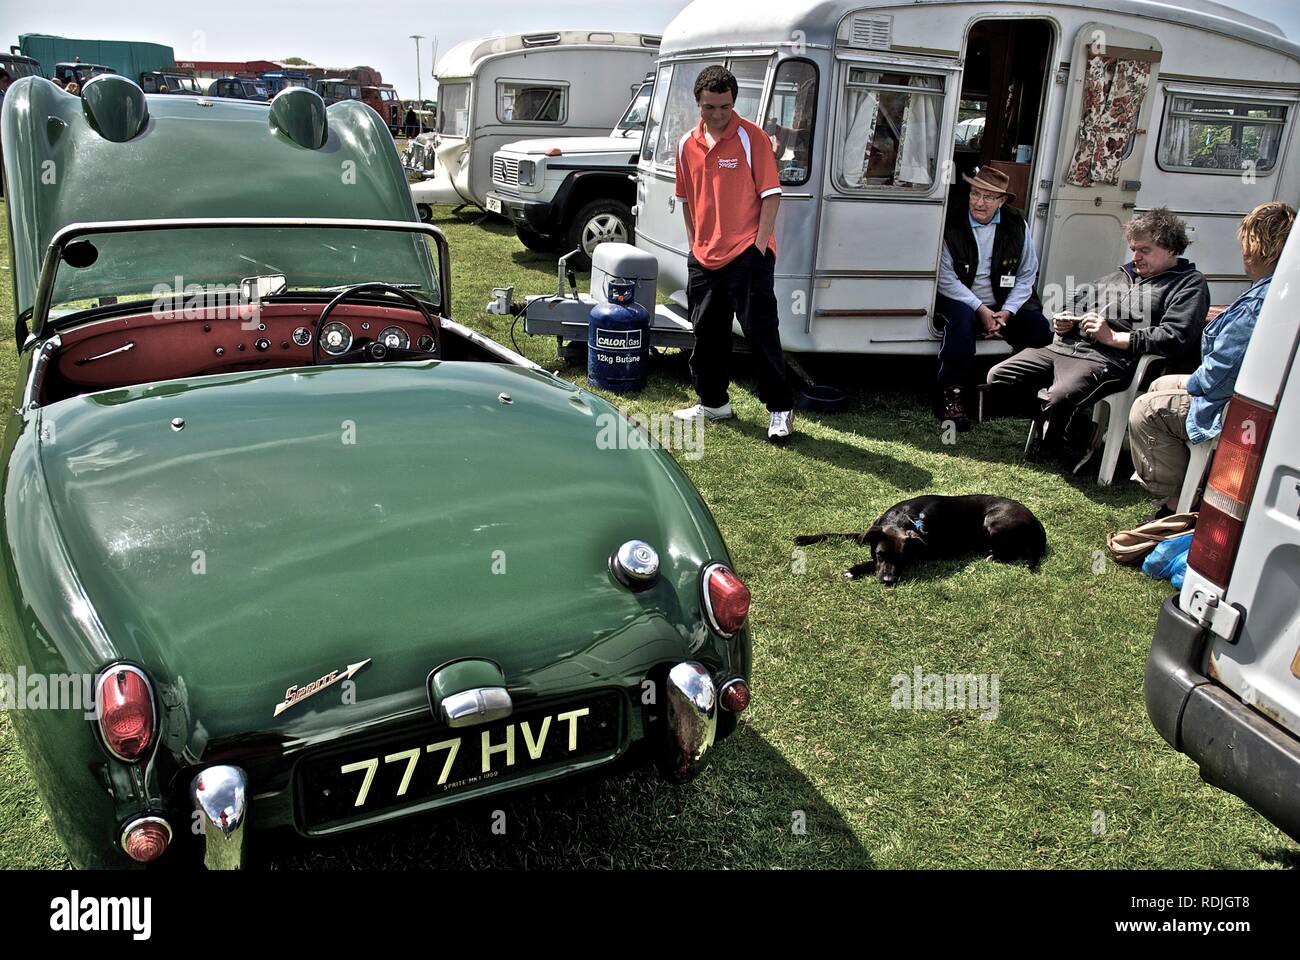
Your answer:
[319,322,352,356]
[378,326,410,350]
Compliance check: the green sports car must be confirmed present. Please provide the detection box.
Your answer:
[0,75,752,868]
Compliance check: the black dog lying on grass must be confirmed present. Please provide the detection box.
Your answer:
[794,494,1047,586]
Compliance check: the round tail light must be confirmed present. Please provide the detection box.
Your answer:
[96,665,156,761]
[702,563,751,636]
[720,678,750,713]
[121,817,171,863]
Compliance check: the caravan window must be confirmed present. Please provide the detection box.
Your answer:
[1157,93,1288,175]
[653,61,710,168]
[835,67,945,192]
[641,65,673,163]
[730,58,768,121]
[763,59,818,186]
[438,83,470,136]
[651,57,769,169]
[498,82,568,123]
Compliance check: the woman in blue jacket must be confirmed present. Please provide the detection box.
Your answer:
[1128,202,1295,521]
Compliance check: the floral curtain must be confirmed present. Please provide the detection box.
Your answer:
[1066,54,1152,186]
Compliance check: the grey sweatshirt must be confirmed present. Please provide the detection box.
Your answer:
[1049,259,1210,369]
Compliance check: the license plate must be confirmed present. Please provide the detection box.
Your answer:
[298,693,621,829]
[486,196,503,214]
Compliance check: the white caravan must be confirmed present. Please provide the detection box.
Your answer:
[410,30,661,213]
[625,0,1300,355]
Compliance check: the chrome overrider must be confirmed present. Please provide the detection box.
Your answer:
[191,765,248,870]
[663,662,717,782]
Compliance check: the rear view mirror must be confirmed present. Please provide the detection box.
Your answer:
[239,274,287,302]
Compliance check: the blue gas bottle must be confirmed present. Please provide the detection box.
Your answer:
[587,278,650,392]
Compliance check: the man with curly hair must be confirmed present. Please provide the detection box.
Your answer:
[986,207,1210,467]
[671,64,795,443]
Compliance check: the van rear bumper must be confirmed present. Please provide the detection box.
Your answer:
[1145,595,1300,840]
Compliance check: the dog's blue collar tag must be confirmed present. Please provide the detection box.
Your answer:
[911,517,926,535]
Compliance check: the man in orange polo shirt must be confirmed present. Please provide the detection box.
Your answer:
[671,65,795,443]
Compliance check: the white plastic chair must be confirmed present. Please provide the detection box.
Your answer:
[1177,438,1218,513]
[1091,354,1165,485]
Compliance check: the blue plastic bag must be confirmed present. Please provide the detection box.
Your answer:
[1142,532,1195,589]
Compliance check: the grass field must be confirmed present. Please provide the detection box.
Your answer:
[0,200,1295,869]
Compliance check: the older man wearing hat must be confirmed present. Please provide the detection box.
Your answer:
[933,166,1051,430]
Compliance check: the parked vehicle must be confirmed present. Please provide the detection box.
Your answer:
[605,0,1300,355]
[52,61,115,85]
[207,76,271,101]
[1145,229,1300,841]
[138,71,203,94]
[317,78,362,106]
[487,74,654,268]
[400,99,437,138]
[1,51,43,83]
[408,30,660,215]
[261,70,316,95]
[19,34,172,82]
[362,84,403,133]
[0,73,753,869]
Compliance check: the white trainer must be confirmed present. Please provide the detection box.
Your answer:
[672,402,734,422]
[768,409,794,442]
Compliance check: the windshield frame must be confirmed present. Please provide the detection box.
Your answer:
[29,218,452,345]
[616,81,654,133]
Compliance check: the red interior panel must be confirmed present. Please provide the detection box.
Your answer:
[48,303,439,401]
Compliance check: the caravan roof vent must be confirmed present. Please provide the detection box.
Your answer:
[641,35,662,47]
[269,86,328,149]
[588,32,616,44]
[522,33,562,47]
[80,74,150,143]
[849,14,893,50]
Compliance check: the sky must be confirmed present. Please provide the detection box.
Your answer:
[2,0,1296,99]
[1,1,693,99]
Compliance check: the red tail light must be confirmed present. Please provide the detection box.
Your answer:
[121,817,170,863]
[96,665,156,761]
[1187,396,1274,588]
[703,563,751,636]
[720,678,750,713]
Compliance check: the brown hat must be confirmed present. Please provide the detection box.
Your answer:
[963,165,1015,203]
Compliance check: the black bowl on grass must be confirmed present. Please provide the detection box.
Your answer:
[798,384,848,413]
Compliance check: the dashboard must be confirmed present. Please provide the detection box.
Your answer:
[48,302,440,400]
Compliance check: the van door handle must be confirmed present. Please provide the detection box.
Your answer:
[668,196,676,213]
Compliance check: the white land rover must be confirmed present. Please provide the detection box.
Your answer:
[485,77,651,269]
[1145,229,1300,841]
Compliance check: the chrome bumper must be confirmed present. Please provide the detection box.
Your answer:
[662,662,718,782]
[191,765,248,870]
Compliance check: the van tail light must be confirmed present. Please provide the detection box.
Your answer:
[1187,396,1274,588]
[95,665,156,762]
[702,563,751,636]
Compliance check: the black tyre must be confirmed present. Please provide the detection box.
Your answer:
[514,224,562,253]
[566,199,634,270]
[416,203,433,223]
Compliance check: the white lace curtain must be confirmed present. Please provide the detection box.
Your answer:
[895,76,942,186]
[840,76,881,186]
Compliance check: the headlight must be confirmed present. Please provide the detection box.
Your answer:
[518,159,536,186]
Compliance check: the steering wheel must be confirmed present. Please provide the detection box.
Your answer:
[312,283,442,365]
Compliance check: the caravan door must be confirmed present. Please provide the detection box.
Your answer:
[1039,24,1162,304]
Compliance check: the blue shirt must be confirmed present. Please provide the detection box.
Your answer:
[1185,275,1271,444]
[937,209,1038,314]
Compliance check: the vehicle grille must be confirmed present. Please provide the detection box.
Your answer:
[493,156,520,187]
